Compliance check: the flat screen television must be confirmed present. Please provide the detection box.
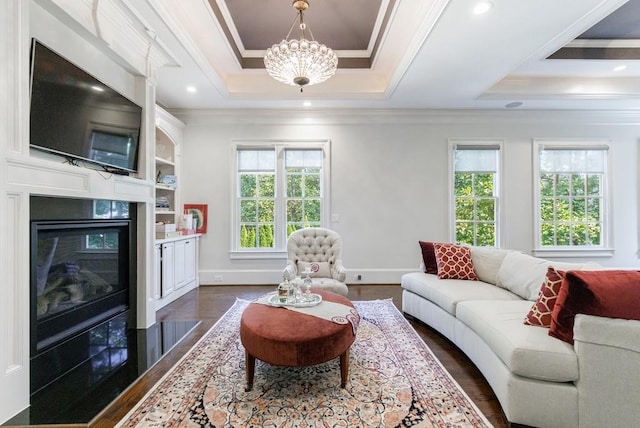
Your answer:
[29,39,142,174]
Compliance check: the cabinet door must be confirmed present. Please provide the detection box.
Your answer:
[152,244,162,300]
[161,242,175,296]
[184,239,196,284]
[174,239,187,289]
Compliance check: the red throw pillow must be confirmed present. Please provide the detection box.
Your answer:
[549,270,640,344]
[433,243,478,280]
[524,267,566,327]
[418,241,439,274]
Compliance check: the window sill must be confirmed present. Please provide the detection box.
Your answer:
[532,247,614,259]
[229,250,287,260]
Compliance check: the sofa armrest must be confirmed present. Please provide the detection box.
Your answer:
[574,314,640,428]
[283,261,297,281]
[332,260,347,282]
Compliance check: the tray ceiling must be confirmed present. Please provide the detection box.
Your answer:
[43,0,640,110]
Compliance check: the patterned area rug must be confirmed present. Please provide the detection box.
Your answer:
[117,299,493,427]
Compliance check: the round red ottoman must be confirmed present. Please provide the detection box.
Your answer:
[240,289,356,391]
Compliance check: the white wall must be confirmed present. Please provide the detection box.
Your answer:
[175,110,640,285]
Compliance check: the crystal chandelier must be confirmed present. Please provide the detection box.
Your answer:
[264,0,338,92]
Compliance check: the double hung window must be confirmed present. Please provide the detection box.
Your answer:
[233,142,329,255]
[450,141,501,247]
[534,141,610,254]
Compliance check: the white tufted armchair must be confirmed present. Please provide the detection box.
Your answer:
[282,227,348,296]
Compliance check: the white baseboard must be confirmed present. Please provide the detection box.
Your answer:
[199,268,415,285]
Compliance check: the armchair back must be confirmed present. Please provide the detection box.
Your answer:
[287,227,342,267]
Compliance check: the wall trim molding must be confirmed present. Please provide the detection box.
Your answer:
[199,268,414,286]
[172,108,640,126]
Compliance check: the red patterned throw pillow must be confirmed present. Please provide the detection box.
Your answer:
[524,267,565,327]
[433,243,478,280]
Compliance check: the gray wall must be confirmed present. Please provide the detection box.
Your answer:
[174,110,640,285]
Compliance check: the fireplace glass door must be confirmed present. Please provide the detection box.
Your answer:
[31,220,131,353]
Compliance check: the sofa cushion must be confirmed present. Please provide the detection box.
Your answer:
[469,247,510,285]
[524,267,565,327]
[434,243,478,280]
[549,270,640,344]
[456,300,578,382]
[418,241,439,274]
[496,251,601,301]
[401,272,520,316]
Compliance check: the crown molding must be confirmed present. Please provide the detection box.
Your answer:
[171,108,640,126]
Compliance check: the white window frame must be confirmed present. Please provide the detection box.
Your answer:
[230,140,331,259]
[532,139,613,258]
[448,139,503,248]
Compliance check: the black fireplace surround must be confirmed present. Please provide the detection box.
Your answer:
[29,197,137,395]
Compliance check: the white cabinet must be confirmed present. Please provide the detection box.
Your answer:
[174,239,186,289]
[174,237,196,290]
[155,235,200,310]
[152,244,162,300]
[161,241,175,297]
[184,239,197,284]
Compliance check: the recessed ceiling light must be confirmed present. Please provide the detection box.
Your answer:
[186,86,197,93]
[613,65,627,72]
[473,1,494,15]
[303,101,312,107]
[505,101,523,109]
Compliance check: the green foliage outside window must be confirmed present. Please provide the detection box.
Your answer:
[238,151,323,249]
[285,166,321,232]
[454,172,496,247]
[239,172,276,248]
[539,173,602,246]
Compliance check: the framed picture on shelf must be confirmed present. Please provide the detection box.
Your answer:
[184,204,208,234]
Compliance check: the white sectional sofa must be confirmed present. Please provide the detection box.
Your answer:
[401,247,640,428]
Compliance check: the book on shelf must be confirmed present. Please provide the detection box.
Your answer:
[156,174,177,189]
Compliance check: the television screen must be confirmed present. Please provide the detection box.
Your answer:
[29,39,142,173]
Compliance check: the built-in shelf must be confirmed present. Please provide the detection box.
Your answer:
[154,106,183,224]
[155,156,174,166]
[155,184,176,191]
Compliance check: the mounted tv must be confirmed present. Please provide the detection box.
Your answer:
[29,39,142,174]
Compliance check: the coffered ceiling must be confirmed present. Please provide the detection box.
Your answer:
[64,0,640,110]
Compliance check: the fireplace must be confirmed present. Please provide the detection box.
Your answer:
[29,197,136,395]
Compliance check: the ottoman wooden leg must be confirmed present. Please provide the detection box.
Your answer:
[245,351,255,391]
[340,349,350,388]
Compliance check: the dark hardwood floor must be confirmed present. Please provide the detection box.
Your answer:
[84,284,510,428]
